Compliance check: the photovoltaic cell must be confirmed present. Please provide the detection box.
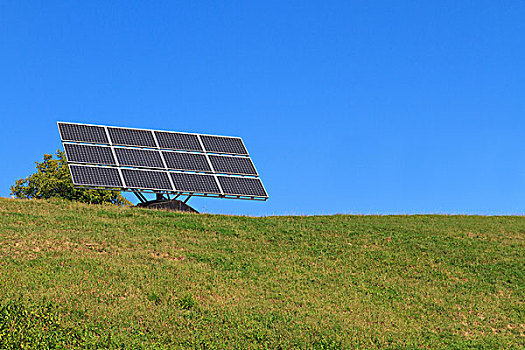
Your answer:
[209,155,257,175]
[64,144,116,166]
[121,169,172,190]
[218,176,267,197]
[155,131,203,152]
[108,127,157,148]
[58,123,109,144]
[162,151,211,172]
[114,148,164,169]
[170,173,220,194]
[200,135,248,155]
[59,122,268,200]
[69,165,122,188]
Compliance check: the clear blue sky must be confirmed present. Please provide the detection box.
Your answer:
[1,1,524,215]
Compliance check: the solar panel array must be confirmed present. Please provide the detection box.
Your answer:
[58,122,268,200]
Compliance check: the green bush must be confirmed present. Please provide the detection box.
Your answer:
[10,150,130,205]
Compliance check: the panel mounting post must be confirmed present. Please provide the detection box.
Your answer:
[133,191,147,203]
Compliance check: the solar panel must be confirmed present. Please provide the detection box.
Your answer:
[70,165,122,188]
[155,131,203,152]
[114,148,164,169]
[209,155,257,175]
[121,169,172,190]
[58,122,268,200]
[200,135,248,155]
[162,151,211,173]
[217,176,267,197]
[64,144,116,166]
[108,127,157,148]
[58,123,109,144]
[170,172,221,194]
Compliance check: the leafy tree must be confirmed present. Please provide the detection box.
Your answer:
[10,150,130,205]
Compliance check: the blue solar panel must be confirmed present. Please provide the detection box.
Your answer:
[64,144,116,166]
[70,165,122,188]
[155,131,203,152]
[58,123,109,144]
[108,127,157,148]
[217,176,267,197]
[163,151,211,172]
[114,148,164,169]
[200,135,248,155]
[121,169,172,191]
[209,155,257,175]
[59,122,268,201]
[170,172,220,194]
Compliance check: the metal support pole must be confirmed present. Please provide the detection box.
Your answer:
[133,191,147,203]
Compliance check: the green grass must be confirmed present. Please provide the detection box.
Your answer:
[0,198,523,349]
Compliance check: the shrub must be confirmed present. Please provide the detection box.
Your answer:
[10,150,130,205]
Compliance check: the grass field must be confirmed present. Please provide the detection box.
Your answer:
[0,198,523,349]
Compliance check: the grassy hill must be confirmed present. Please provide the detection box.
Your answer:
[0,198,523,349]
